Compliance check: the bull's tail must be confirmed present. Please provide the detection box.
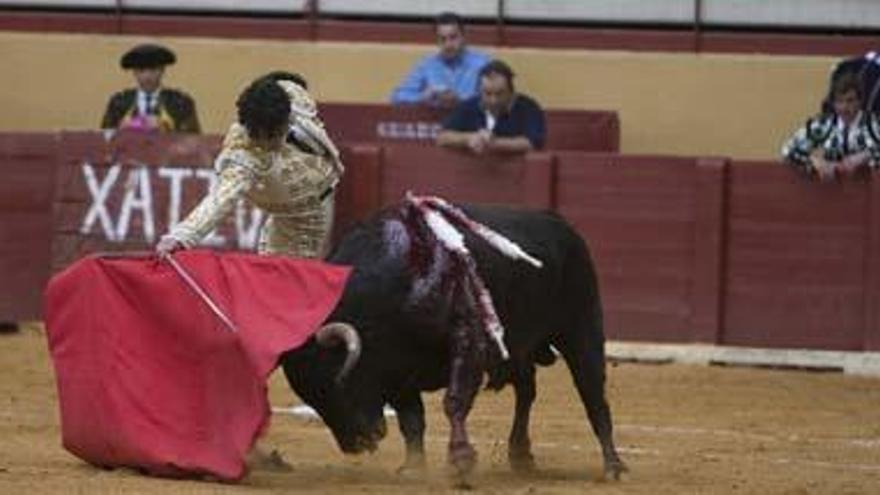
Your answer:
[560,228,605,350]
[555,225,626,480]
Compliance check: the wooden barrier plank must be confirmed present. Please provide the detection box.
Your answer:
[522,152,555,209]
[320,104,446,145]
[555,152,698,342]
[0,133,57,210]
[723,162,867,351]
[331,144,383,243]
[4,129,877,351]
[320,103,620,152]
[0,133,57,321]
[0,213,53,320]
[864,179,880,352]
[540,109,620,152]
[379,145,554,209]
[51,133,234,272]
[50,234,156,275]
[690,158,729,344]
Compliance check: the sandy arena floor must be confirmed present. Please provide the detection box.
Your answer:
[1,324,879,494]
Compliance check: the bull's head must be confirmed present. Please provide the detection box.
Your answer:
[281,322,388,454]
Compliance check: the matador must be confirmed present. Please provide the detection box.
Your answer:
[157,77,343,258]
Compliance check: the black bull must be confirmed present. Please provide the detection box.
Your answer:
[280,203,627,479]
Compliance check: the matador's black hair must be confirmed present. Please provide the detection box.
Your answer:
[260,70,308,90]
[236,78,291,141]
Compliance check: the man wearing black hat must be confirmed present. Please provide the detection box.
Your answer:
[100,43,201,133]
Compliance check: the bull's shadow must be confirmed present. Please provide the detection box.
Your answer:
[246,456,602,491]
[279,201,628,484]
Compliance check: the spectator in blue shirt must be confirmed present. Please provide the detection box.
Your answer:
[437,59,546,154]
[390,12,491,109]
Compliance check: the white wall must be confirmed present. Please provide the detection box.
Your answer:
[1,0,878,30]
[702,0,880,29]
[0,0,308,12]
[504,0,695,24]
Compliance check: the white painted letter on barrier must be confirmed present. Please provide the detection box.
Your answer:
[157,166,195,228]
[116,166,156,243]
[80,162,121,241]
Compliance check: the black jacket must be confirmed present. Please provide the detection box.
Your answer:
[100,87,201,133]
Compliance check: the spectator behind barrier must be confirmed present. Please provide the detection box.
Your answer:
[782,72,880,181]
[436,59,546,154]
[101,43,201,134]
[390,12,490,109]
[821,51,880,115]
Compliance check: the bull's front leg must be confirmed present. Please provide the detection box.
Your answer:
[387,390,427,474]
[443,318,483,478]
[508,363,537,471]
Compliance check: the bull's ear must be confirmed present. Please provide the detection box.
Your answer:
[315,322,361,384]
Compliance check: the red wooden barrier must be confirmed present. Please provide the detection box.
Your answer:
[52,132,223,271]
[555,153,701,343]
[331,144,383,241]
[2,131,879,352]
[690,158,729,344]
[51,133,384,270]
[378,144,554,209]
[723,162,871,351]
[865,179,880,352]
[0,133,57,321]
[319,103,620,152]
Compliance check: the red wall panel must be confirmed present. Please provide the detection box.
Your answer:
[3,131,878,351]
[723,162,868,350]
[319,103,620,152]
[378,144,553,209]
[51,132,228,271]
[690,158,729,343]
[331,144,383,242]
[0,133,57,321]
[555,153,699,342]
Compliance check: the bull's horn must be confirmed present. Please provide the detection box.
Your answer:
[315,322,361,384]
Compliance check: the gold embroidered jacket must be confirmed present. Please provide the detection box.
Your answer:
[165,121,341,258]
[165,81,343,258]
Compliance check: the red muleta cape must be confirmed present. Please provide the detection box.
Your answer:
[44,250,350,481]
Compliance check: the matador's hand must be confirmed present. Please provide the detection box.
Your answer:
[811,157,837,182]
[156,236,184,258]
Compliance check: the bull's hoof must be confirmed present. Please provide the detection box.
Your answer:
[448,445,477,477]
[396,454,426,477]
[452,477,474,491]
[603,458,628,481]
[508,450,536,473]
[247,447,293,472]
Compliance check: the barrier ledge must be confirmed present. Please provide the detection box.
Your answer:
[606,341,880,377]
